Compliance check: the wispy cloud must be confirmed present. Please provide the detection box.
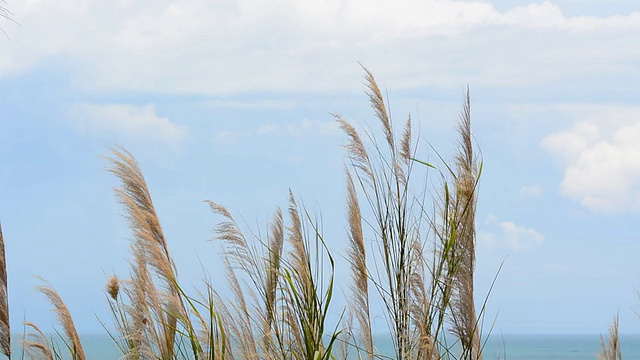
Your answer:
[519,184,543,198]
[71,103,187,145]
[205,99,296,110]
[500,221,544,251]
[542,105,640,212]
[212,130,251,145]
[256,124,280,136]
[214,119,338,146]
[480,215,544,251]
[287,119,340,136]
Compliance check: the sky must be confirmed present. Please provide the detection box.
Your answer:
[1,0,640,337]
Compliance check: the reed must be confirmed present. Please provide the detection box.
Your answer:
[599,315,622,360]
[23,322,54,360]
[345,171,373,359]
[13,68,494,360]
[448,89,482,360]
[208,191,341,360]
[338,68,485,360]
[36,282,85,360]
[106,147,206,359]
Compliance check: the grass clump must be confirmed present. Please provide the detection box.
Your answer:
[337,68,484,360]
[3,68,493,360]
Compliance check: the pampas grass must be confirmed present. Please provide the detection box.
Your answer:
[337,68,487,360]
[600,315,622,360]
[9,68,500,360]
[36,282,85,360]
[449,88,482,360]
[345,170,373,359]
[23,322,54,360]
[208,191,341,360]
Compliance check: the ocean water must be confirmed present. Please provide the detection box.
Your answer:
[372,334,640,360]
[11,334,640,359]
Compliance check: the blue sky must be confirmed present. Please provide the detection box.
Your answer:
[1,0,640,336]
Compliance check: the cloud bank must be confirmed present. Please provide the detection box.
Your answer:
[1,1,638,95]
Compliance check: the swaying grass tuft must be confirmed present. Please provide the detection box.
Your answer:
[23,322,54,360]
[107,147,213,359]
[36,282,86,360]
[339,68,487,360]
[11,68,499,360]
[345,170,373,359]
[448,88,482,360]
[599,315,622,360]
[341,68,422,360]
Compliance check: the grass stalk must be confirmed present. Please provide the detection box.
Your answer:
[36,282,85,360]
[599,315,622,360]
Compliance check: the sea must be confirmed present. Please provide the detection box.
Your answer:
[372,334,640,359]
[10,334,640,359]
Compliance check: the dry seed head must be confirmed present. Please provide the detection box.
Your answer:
[457,173,475,200]
[363,66,394,151]
[400,115,412,161]
[37,283,86,360]
[106,275,120,301]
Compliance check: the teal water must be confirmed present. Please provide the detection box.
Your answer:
[11,334,640,359]
[372,334,640,360]
[487,334,640,359]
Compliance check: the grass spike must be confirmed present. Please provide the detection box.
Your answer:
[36,282,86,360]
[599,315,622,360]
[362,65,394,151]
[345,170,374,359]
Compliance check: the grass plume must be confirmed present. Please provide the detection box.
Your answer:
[340,69,489,360]
[106,147,202,359]
[37,282,85,360]
[10,68,500,360]
[345,170,373,359]
[599,315,622,360]
[448,88,482,360]
[23,322,54,360]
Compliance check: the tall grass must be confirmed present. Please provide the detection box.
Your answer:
[9,69,494,360]
[599,315,622,360]
[337,68,484,360]
[36,282,86,360]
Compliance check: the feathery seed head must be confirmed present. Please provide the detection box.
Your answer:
[106,275,120,301]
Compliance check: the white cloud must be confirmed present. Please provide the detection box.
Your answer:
[542,106,640,212]
[1,1,639,94]
[71,103,187,144]
[477,230,497,248]
[205,99,296,110]
[500,221,545,250]
[214,118,338,146]
[519,184,543,198]
[481,215,544,251]
[212,130,251,145]
[287,119,340,136]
